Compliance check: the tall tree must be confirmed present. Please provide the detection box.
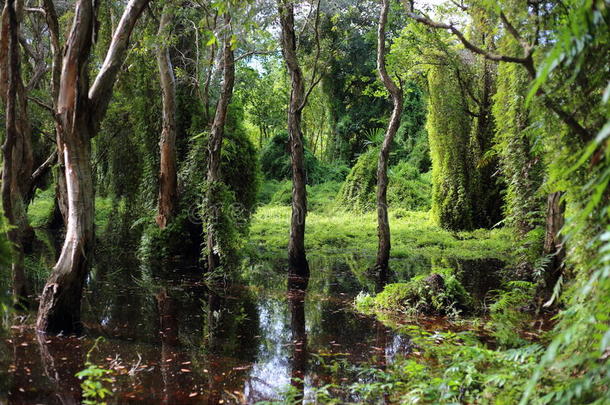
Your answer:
[206,12,236,273]
[37,0,150,334]
[374,0,403,274]
[156,5,178,228]
[0,0,34,306]
[278,0,321,284]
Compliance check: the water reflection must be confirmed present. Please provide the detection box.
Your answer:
[0,243,504,403]
[288,285,307,404]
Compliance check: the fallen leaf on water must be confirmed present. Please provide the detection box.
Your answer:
[232,365,251,371]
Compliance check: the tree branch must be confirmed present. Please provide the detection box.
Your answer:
[401,0,593,142]
[27,95,54,113]
[297,0,322,112]
[88,0,150,125]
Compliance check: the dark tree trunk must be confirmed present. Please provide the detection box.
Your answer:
[206,13,235,274]
[156,7,178,229]
[374,0,404,274]
[37,0,149,334]
[541,191,565,302]
[278,0,310,283]
[1,0,34,307]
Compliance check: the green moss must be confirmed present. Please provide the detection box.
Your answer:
[427,65,477,230]
[356,268,472,317]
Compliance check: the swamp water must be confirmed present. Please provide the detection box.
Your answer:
[0,242,504,404]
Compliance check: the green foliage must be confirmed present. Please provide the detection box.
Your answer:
[348,332,544,404]
[394,81,431,172]
[75,338,114,405]
[388,162,432,211]
[356,268,472,317]
[202,181,242,274]
[492,37,545,251]
[427,64,478,230]
[338,150,431,212]
[179,123,259,216]
[337,148,378,211]
[265,180,343,214]
[319,6,391,162]
[488,281,536,347]
[259,131,346,185]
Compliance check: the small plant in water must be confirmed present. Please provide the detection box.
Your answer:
[75,337,114,405]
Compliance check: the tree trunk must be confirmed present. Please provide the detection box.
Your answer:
[1,0,33,307]
[374,0,404,274]
[156,7,178,229]
[37,0,149,334]
[206,13,235,273]
[542,191,565,302]
[278,0,310,284]
[42,0,68,228]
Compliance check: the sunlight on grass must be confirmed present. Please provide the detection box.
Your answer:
[249,205,513,261]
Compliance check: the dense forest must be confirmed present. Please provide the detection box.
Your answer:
[0,0,608,403]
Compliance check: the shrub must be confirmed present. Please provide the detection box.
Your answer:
[356,268,472,317]
[338,149,431,212]
[179,125,259,219]
[488,281,536,347]
[259,131,333,184]
[388,162,432,211]
[337,148,378,211]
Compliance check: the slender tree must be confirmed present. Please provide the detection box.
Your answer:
[37,0,150,334]
[278,0,322,284]
[156,5,178,228]
[0,0,34,306]
[374,0,403,274]
[206,12,236,273]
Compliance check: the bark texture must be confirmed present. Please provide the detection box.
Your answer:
[1,0,34,306]
[156,6,178,228]
[37,0,149,334]
[41,0,69,228]
[542,191,565,302]
[375,0,404,273]
[206,13,236,273]
[278,0,310,282]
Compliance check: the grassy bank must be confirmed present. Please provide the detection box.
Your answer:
[249,205,512,261]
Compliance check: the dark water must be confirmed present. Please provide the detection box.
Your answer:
[0,241,504,404]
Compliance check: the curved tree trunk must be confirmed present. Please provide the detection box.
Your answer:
[1,0,34,307]
[37,0,149,334]
[206,13,235,273]
[278,0,310,284]
[156,6,178,229]
[374,0,404,274]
